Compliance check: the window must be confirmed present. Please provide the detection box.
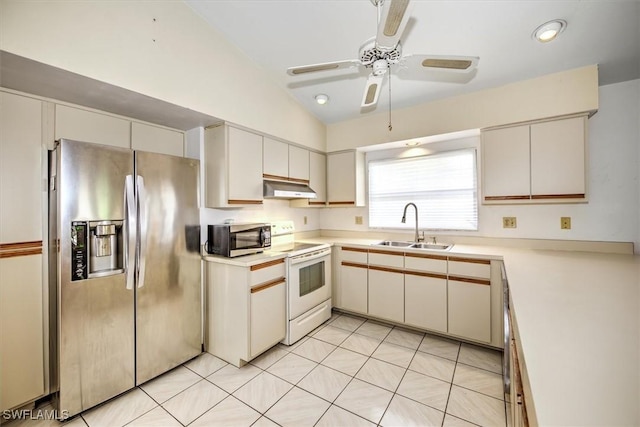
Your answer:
[368,149,478,231]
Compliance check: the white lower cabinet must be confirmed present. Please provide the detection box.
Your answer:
[404,272,447,333]
[340,263,368,314]
[368,267,404,323]
[448,279,491,343]
[249,279,286,359]
[206,256,286,367]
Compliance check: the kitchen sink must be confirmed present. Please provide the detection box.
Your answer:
[373,240,453,251]
[374,240,414,247]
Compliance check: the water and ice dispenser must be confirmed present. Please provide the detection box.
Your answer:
[71,220,124,281]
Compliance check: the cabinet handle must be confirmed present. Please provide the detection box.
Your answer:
[368,265,404,274]
[251,277,285,293]
[228,200,263,205]
[404,270,447,280]
[342,247,368,253]
[341,261,368,269]
[531,193,585,200]
[328,201,355,206]
[0,240,43,258]
[405,252,447,261]
[449,275,491,286]
[251,258,285,271]
[369,249,404,256]
[449,256,491,265]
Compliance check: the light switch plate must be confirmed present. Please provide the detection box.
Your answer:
[355,216,363,225]
[561,217,571,229]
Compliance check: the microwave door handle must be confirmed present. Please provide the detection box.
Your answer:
[124,175,136,290]
[136,175,148,289]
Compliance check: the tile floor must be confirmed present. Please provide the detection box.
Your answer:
[6,312,506,427]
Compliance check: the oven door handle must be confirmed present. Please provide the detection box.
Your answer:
[290,249,331,265]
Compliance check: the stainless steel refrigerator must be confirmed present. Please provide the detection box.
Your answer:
[49,139,202,416]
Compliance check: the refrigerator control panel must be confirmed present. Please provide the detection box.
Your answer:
[71,221,88,281]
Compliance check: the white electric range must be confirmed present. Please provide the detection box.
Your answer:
[270,221,332,345]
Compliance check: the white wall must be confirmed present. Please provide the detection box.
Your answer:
[321,80,640,251]
[0,0,326,151]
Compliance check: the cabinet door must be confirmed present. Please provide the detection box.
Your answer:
[55,105,130,148]
[482,125,530,201]
[448,279,491,343]
[228,127,263,203]
[368,268,404,323]
[131,122,183,157]
[0,254,45,411]
[250,280,286,359]
[327,151,355,205]
[263,137,289,179]
[288,145,309,182]
[405,273,447,333]
[340,263,368,314]
[530,116,586,198]
[309,152,326,204]
[0,91,43,243]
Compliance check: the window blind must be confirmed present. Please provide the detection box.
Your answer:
[368,149,478,231]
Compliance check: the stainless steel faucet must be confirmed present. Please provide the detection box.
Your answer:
[401,202,423,242]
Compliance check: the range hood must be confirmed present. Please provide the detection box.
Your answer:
[263,180,317,199]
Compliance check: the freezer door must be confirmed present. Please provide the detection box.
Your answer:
[56,139,135,416]
[135,151,201,385]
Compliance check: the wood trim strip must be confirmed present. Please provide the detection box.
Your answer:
[228,199,263,205]
[368,265,404,275]
[484,195,531,201]
[0,240,43,250]
[531,193,585,200]
[341,261,368,269]
[0,247,42,259]
[368,248,404,256]
[404,270,447,280]
[342,247,368,253]
[449,256,491,265]
[405,252,447,261]
[250,258,285,271]
[251,277,286,293]
[328,201,355,206]
[449,275,491,286]
[309,201,327,206]
[287,177,310,185]
[263,173,289,181]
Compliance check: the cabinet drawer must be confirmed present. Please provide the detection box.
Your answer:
[368,249,403,269]
[448,257,491,279]
[405,253,447,274]
[250,258,286,287]
[340,247,368,264]
[250,280,286,359]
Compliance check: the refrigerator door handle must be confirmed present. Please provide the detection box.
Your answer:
[137,175,148,289]
[125,175,136,290]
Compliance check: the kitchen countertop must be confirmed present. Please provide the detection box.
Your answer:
[299,237,640,426]
[202,250,286,267]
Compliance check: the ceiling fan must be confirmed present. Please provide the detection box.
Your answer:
[286,0,479,111]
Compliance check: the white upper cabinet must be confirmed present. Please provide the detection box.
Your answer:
[204,125,264,207]
[309,151,326,204]
[55,105,130,148]
[131,122,184,156]
[530,116,586,198]
[263,137,289,179]
[288,145,309,183]
[482,115,587,203]
[327,150,366,207]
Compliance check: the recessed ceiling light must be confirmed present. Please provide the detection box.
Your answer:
[533,19,567,43]
[315,94,329,105]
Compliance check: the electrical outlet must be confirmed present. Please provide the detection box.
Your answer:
[503,217,517,228]
[303,216,307,225]
[355,216,363,225]
[561,216,571,229]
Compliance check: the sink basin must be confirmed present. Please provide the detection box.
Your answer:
[410,242,453,251]
[373,240,414,248]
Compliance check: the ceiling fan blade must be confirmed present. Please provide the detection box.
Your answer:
[409,54,480,72]
[361,74,384,108]
[287,59,360,76]
[376,0,412,51]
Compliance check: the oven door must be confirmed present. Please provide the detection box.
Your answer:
[288,248,332,320]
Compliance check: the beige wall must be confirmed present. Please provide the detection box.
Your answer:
[327,65,599,152]
[0,0,326,151]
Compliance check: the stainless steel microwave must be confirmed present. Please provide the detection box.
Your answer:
[206,223,271,257]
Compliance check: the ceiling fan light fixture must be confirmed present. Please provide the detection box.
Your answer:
[315,94,329,105]
[533,19,566,43]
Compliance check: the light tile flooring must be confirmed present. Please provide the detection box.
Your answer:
[6,312,506,427]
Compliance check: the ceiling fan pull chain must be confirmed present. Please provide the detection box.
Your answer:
[388,69,392,131]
